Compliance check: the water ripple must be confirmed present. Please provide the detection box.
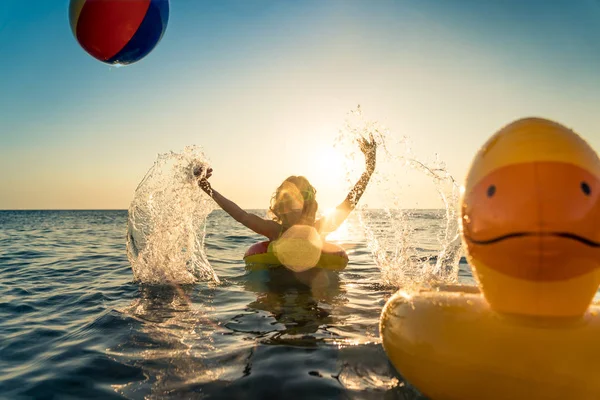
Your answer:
[0,210,448,399]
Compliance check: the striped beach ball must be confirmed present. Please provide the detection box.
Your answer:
[69,0,169,65]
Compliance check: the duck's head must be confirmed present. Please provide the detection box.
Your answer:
[461,118,600,317]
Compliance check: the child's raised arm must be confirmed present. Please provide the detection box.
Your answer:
[197,168,281,240]
[316,134,377,235]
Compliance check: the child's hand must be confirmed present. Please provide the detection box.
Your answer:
[358,133,377,173]
[358,133,377,157]
[193,166,214,196]
[193,165,213,180]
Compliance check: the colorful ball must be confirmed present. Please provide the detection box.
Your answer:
[69,0,169,65]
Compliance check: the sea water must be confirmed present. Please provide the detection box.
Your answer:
[0,209,473,399]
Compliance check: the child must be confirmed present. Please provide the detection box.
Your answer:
[196,135,376,240]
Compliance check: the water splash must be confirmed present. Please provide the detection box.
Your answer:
[408,158,462,282]
[126,146,219,284]
[334,106,462,288]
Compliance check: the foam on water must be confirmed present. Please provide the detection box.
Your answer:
[334,106,462,289]
[126,146,219,284]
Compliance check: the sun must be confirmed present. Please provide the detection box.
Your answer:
[301,138,369,210]
[319,207,352,242]
[311,146,345,183]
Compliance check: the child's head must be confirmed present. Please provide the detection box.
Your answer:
[269,176,318,227]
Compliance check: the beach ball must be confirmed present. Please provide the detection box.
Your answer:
[69,0,169,65]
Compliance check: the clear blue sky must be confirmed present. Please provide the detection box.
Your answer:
[1,0,599,209]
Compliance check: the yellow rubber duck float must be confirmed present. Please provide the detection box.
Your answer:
[380,117,600,400]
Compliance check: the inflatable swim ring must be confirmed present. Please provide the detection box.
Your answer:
[244,241,348,271]
[380,117,600,400]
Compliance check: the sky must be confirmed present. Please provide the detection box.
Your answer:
[1,0,600,210]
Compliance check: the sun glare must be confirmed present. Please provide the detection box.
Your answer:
[302,145,351,209]
[322,207,336,218]
[319,207,353,242]
[316,146,345,179]
[306,146,346,190]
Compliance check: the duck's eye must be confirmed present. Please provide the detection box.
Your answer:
[581,182,591,196]
[487,185,496,198]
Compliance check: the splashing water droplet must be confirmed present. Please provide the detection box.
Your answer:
[334,107,462,289]
[126,146,219,284]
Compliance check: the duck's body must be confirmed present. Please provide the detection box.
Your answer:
[381,288,600,400]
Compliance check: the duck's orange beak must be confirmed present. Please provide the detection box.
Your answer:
[461,118,600,317]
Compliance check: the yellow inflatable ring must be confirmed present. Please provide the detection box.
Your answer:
[243,241,348,271]
[380,286,600,400]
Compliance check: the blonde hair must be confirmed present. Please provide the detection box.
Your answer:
[268,176,318,226]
